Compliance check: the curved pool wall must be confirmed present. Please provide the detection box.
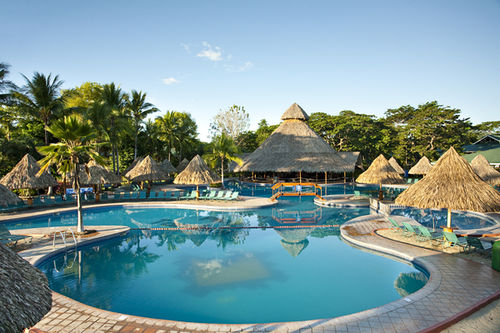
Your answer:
[36,223,428,324]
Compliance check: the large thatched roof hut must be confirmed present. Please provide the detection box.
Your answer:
[174,155,220,185]
[0,154,58,190]
[408,156,433,175]
[123,156,144,176]
[161,158,177,174]
[395,147,500,213]
[125,155,169,182]
[356,154,404,184]
[470,154,500,187]
[388,157,404,174]
[337,151,362,172]
[0,242,52,332]
[73,160,121,185]
[235,103,349,173]
[0,184,23,207]
[176,158,189,173]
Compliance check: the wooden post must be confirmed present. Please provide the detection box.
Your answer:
[299,171,302,183]
[343,171,346,183]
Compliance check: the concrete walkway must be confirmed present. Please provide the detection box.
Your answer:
[19,215,500,332]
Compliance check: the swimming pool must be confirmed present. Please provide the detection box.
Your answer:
[30,198,428,324]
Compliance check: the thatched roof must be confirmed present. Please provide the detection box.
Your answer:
[356,154,404,184]
[124,155,169,182]
[174,155,221,185]
[388,157,404,174]
[337,151,362,172]
[0,184,23,207]
[176,158,189,173]
[72,160,121,185]
[228,153,251,172]
[281,103,309,121]
[0,154,58,190]
[123,157,144,176]
[235,104,350,173]
[409,156,433,175]
[470,154,500,186]
[0,242,52,332]
[280,239,309,257]
[161,159,176,174]
[395,147,500,212]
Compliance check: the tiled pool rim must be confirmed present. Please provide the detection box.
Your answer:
[15,210,500,332]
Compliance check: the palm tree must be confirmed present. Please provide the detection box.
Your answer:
[13,72,64,144]
[126,90,158,159]
[100,83,129,173]
[156,111,181,162]
[38,114,105,233]
[205,133,242,187]
[0,62,17,105]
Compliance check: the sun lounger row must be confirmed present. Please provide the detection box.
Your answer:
[0,224,32,246]
[179,190,239,201]
[388,217,493,252]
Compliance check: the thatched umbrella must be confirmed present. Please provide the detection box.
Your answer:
[356,154,404,184]
[235,103,350,174]
[275,228,311,257]
[0,242,52,332]
[0,184,23,207]
[122,156,144,176]
[408,156,433,175]
[395,147,500,228]
[161,158,177,174]
[73,160,121,186]
[388,157,404,175]
[470,154,500,187]
[176,158,189,173]
[0,154,58,190]
[174,155,220,197]
[125,155,169,183]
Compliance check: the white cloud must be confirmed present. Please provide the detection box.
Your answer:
[225,61,254,72]
[181,43,191,53]
[162,77,178,85]
[197,41,223,61]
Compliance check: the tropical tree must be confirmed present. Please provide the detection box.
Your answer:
[13,72,64,144]
[204,133,241,187]
[0,62,16,105]
[99,83,129,173]
[126,90,158,159]
[38,114,105,233]
[155,111,198,162]
[210,105,250,140]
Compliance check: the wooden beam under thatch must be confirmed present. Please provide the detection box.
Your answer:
[0,184,23,207]
[470,154,500,187]
[389,157,405,174]
[395,147,500,213]
[174,155,220,185]
[161,158,177,174]
[0,154,58,190]
[235,103,350,173]
[408,156,433,175]
[125,155,169,182]
[356,154,404,184]
[0,242,52,332]
[176,158,189,173]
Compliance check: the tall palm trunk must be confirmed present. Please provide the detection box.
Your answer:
[221,157,225,188]
[73,160,84,233]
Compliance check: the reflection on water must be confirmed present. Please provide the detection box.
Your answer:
[394,272,428,297]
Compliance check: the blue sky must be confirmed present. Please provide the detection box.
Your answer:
[2,0,499,140]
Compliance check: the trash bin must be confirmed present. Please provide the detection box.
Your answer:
[492,241,500,272]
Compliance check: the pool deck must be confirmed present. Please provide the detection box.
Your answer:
[11,210,500,332]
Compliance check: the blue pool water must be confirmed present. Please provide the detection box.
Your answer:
[31,198,428,324]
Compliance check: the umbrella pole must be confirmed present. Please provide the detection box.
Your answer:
[446,208,452,229]
[299,171,302,183]
[196,184,199,200]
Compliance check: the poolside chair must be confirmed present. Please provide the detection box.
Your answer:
[416,225,442,242]
[0,224,32,246]
[228,191,239,200]
[204,190,217,200]
[172,191,181,200]
[402,222,419,238]
[222,191,233,200]
[465,236,492,253]
[121,192,131,200]
[180,191,196,200]
[131,183,141,192]
[443,231,468,250]
[387,217,403,231]
[413,178,419,184]
[212,191,224,200]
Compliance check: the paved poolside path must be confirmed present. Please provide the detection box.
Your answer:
[24,215,500,332]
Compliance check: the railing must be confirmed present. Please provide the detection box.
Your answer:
[271,182,325,201]
[52,228,77,248]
